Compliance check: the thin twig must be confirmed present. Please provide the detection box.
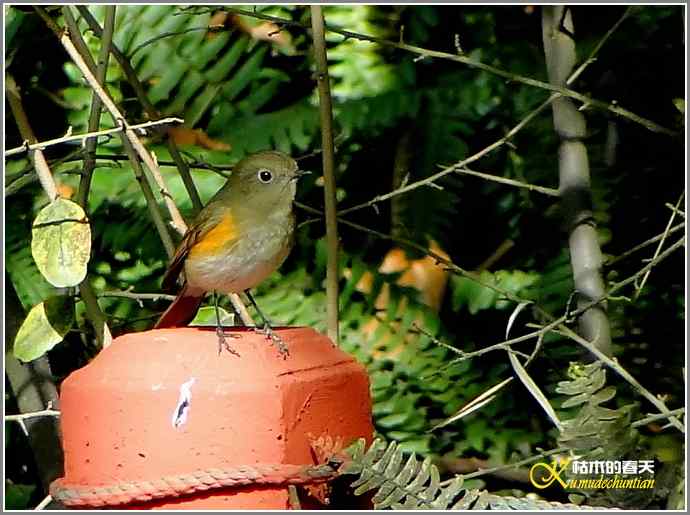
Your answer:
[70,5,115,209]
[128,24,226,58]
[6,408,60,422]
[605,222,685,267]
[268,6,647,218]
[38,8,188,236]
[440,447,569,486]
[34,495,53,511]
[311,6,340,345]
[78,6,204,215]
[100,290,176,302]
[295,205,685,366]
[5,118,183,158]
[555,325,684,432]
[634,191,685,298]
[665,202,685,218]
[225,7,675,135]
[37,7,177,257]
[454,167,560,197]
[631,408,685,428]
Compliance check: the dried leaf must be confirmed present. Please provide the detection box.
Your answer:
[508,350,562,430]
[169,127,231,151]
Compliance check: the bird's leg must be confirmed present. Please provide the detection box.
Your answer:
[214,291,240,357]
[244,289,289,357]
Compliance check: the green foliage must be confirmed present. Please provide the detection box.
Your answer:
[556,361,638,459]
[4,481,37,510]
[31,198,91,288]
[342,438,597,510]
[4,5,684,510]
[451,269,539,314]
[13,295,74,362]
[555,361,656,509]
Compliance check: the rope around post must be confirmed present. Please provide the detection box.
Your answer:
[50,461,343,507]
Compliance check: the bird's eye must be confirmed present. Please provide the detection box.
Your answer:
[257,169,273,183]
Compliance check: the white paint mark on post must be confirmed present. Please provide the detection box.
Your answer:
[171,377,196,429]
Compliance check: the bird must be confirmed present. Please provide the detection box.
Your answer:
[154,150,308,355]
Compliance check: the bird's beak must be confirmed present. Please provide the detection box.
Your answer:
[291,170,311,181]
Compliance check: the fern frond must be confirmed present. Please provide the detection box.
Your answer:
[556,361,638,460]
[341,438,606,510]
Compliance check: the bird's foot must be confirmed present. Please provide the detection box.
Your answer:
[216,326,240,357]
[254,323,289,358]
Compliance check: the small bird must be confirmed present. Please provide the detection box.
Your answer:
[155,150,307,355]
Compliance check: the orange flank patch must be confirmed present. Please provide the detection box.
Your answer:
[189,213,237,258]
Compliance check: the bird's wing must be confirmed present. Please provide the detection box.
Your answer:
[161,206,236,291]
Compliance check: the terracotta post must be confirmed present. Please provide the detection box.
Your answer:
[52,327,373,509]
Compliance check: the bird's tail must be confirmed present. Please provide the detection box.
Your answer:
[155,284,205,329]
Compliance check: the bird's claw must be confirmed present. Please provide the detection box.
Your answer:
[216,326,240,357]
[254,324,289,358]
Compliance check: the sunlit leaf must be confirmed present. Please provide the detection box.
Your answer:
[189,305,234,326]
[14,296,73,362]
[31,198,91,288]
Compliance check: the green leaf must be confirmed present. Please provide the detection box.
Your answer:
[5,482,36,510]
[14,296,73,362]
[31,198,91,287]
[5,7,27,51]
[673,98,685,114]
[189,305,234,326]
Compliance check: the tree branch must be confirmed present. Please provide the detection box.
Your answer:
[634,191,685,298]
[5,118,182,158]
[6,75,59,200]
[37,7,188,236]
[543,6,612,356]
[335,6,637,217]
[224,6,675,135]
[605,221,685,267]
[555,325,684,432]
[78,6,204,216]
[311,6,340,345]
[35,7,177,258]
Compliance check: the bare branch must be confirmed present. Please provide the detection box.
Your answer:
[78,6,204,215]
[634,191,685,298]
[454,167,560,197]
[100,290,176,302]
[311,6,340,345]
[5,407,60,422]
[37,8,188,236]
[6,75,59,200]
[70,4,115,209]
[36,7,177,257]
[605,222,685,267]
[225,6,675,135]
[555,325,684,432]
[5,118,183,158]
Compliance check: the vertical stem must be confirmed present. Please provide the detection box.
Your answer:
[310,5,340,345]
[39,6,177,257]
[5,76,58,200]
[73,5,116,208]
[67,5,116,348]
[542,7,612,356]
[77,6,204,217]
